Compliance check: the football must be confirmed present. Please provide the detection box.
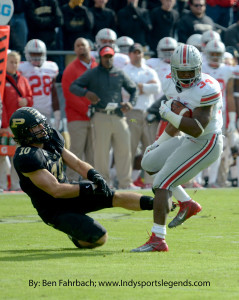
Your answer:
[171,100,192,118]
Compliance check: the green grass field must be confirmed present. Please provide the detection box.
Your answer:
[0,189,239,300]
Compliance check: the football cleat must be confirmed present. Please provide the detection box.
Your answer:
[67,235,83,248]
[168,199,202,228]
[131,233,169,252]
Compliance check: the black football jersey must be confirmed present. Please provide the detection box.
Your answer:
[13,129,69,221]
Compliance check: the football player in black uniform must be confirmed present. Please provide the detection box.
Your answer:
[10,107,154,249]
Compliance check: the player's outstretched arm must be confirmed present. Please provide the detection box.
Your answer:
[22,169,80,198]
[62,148,112,196]
[62,148,93,178]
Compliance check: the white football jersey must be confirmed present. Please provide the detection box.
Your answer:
[146,58,169,98]
[202,62,233,114]
[122,62,160,110]
[18,61,59,118]
[162,73,223,136]
[91,51,130,69]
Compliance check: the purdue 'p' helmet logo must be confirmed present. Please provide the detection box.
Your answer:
[10,118,25,128]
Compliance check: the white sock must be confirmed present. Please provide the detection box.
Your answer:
[172,185,191,202]
[151,223,166,239]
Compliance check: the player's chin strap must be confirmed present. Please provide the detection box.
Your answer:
[194,118,204,135]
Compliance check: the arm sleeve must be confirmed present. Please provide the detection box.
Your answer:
[200,90,222,106]
[23,77,33,107]
[69,71,92,97]
[142,70,161,95]
[136,9,152,31]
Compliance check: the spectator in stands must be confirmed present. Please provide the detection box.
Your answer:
[149,0,179,56]
[176,0,189,15]
[146,0,162,10]
[24,0,63,70]
[62,38,98,181]
[9,0,28,59]
[88,0,127,11]
[206,0,236,28]
[224,12,239,53]
[117,0,152,46]
[0,51,33,191]
[90,0,117,37]
[177,0,215,43]
[61,0,94,51]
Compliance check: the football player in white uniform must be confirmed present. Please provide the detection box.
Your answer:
[201,30,221,63]
[91,28,130,69]
[18,39,61,129]
[147,37,177,99]
[132,44,223,252]
[202,39,237,187]
[146,37,178,142]
[116,36,134,55]
[186,34,202,53]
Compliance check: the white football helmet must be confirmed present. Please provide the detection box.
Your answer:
[201,30,221,50]
[25,39,46,67]
[171,44,202,91]
[116,36,134,54]
[95,28,117,49]
[157,37,178,63]
[205,39,225,67]
[186,34,202,52]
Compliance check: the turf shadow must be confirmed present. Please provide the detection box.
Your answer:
[0,248,115,262]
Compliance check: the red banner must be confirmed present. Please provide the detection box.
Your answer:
[0,25,10,100]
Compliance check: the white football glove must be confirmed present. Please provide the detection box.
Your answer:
[159,99,173,120]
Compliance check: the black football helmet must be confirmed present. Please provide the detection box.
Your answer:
[10,107,52,145]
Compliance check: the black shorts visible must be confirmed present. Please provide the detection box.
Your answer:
[44,191,114,244]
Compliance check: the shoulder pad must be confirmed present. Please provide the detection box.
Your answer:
[14,147,46,173]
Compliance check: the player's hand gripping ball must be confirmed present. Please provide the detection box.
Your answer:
[171,100,192,117]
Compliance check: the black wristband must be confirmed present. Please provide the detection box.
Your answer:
[87,168,99,181]
[79,182,95,196]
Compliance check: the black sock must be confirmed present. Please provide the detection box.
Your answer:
[140,196,154,210]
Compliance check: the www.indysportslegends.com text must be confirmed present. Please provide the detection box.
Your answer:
[29,279,211,289]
